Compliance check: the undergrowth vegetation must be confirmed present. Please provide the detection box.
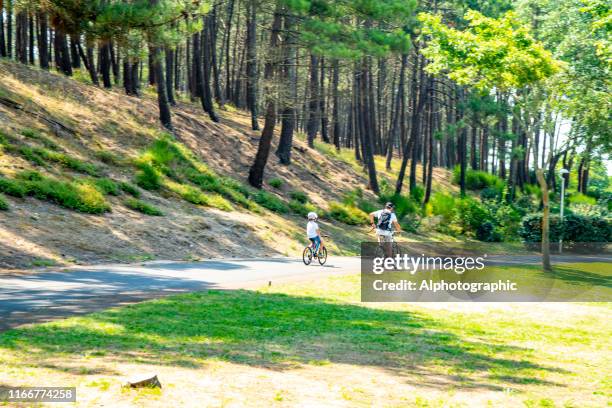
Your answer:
[4,170,111,214]
[124,198,164,216]
[0,194,8,210]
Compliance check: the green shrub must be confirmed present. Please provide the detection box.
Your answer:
[20,146,99,175]
[94,151,122,165]
[252,191,288,213]
[93,178,121,196]
[0,176,28,197]
[409,185,424,202]
[429,192,456,222]
[0,194,8,211]
[289,200,317,217]
[135,163,162,190]
[568,192,597,206]
[327,202,369,225]
[19,172,111,214]
[452,166,505,191]
[124,198,163,216]
[476,221,502,242]
[343,187,378,214]
[290,190,309,204]
[268,178,283,189]
[18,146,46,166]
[119,182,140,198]
[0,130,10,146]
[21,128,40,139]
[21,128,58,150]
[379,193,418,221]
[15,170,43,181]
[523,184,541,198]
[452,197,488,237]
[176,184,210,205]
[480,186,502,201]
[519,213,610,249]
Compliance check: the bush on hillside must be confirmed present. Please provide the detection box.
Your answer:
[343,187,378,214]
[0,194,8,211]
[252,191,288,213]
[268,178,283,189]
[93,178,121,196]
[119,181,140,198]
[0,176,28,197]
[451,196,489,237]
[428,192,455,222]
[289,200,318,217]
[14,170,110,214]
[452,166,505,191]
[289,190,309,204]
[409,185,424,202]
[135,162,162,190]
[327,202,369,225]
[124,198,163,216]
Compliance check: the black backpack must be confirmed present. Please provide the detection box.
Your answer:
[377,211,392,231]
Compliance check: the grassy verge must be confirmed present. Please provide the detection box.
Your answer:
[0,263,608,406]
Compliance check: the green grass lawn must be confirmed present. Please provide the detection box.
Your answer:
[0,265,610,407]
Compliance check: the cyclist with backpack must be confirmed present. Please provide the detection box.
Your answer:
[369,202,402,257]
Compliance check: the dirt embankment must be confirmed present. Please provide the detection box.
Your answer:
[0,60,452,270]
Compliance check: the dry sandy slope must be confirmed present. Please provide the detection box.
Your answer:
[0,60,452,270]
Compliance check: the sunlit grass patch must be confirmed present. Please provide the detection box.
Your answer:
[13,170,110,214]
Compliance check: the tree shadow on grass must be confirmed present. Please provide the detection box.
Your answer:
[0,290,567,391]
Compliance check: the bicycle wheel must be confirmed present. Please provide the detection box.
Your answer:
[317,246,328,265]
[302,246,313,265]
[374,243,385,258]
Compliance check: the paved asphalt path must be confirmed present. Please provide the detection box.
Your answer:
[0,254,609,331]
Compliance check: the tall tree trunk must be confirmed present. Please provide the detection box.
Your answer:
[109,41,119,84]
[248,5,282,188]
[0,4,6,58]
[36,12,48,69]
[85,42,99,86]
[165,46,176,105]
[54,31,72,76]
[28,13,34,64]
[245,0,259,130]
[149,44,172,130]
[16,11,27,64]
[276,14,297,165]
[306,54,320,147]
[99,41,112,87]
[360,57,379,194]
[69,34,80,68]
[209,5,224,106]
[332,59,341,150]
[201,17,219,122]
[320,57,330,143]
[7,0,13,58]
[223,0,236,101]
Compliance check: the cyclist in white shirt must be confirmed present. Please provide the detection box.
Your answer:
[306,212,323,256]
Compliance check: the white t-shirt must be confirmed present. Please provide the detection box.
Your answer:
[374,209,397,236]
[306,221,319,238]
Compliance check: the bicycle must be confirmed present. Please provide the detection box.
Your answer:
[373,230,401,258]
[302,235,329,265]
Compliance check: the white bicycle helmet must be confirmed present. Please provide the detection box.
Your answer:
[307,212,318,220]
